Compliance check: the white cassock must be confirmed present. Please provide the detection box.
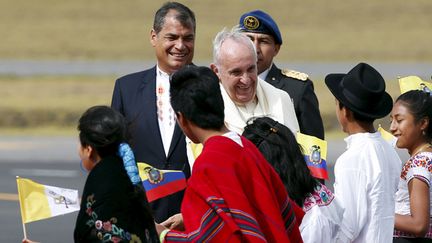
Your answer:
[186,78,300,173]
[221,78,299,135]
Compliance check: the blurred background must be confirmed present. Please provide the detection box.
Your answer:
[0,0,431,135]
[0,0,429,241]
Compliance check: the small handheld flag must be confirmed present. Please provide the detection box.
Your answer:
[398,76,432,94]
[16,177,80,224]
[138,163,186,202]
[296,132,329,180]
[378,124,397,147]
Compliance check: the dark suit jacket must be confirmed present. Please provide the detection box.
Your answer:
[265,64,325,139]
[111,66,191,223]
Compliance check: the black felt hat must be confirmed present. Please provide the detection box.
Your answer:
[325,63,393,119]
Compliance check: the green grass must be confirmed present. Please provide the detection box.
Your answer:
[1,0,431,61]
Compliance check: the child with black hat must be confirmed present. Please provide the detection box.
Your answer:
[325,63,402,242]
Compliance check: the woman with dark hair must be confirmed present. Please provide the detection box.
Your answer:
[243,116,344,243]
[390,90,432,242]
[73,105,158,242]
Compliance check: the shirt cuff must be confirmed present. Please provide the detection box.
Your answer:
[160,229,170,242]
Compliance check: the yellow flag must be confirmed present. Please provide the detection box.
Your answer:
[16,177,80,223]
[398,76,432,94]
[190,143,203,159]
[378,125,397,147]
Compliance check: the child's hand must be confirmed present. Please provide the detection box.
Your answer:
[161,213,184,231]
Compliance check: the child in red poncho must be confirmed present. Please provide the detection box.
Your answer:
[155,65,303,242]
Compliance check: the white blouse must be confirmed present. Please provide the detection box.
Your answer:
[394,151,432,238]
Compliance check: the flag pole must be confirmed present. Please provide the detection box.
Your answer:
[22,221,28,240]
[16,176,28,239]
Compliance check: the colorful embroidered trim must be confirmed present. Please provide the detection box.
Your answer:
[84,194,141,243]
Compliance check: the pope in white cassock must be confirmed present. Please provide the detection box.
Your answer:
[185,27,299,171]
[210,27,299,135]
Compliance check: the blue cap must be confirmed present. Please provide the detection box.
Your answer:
[239,10,282,44]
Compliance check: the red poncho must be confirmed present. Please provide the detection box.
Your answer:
[164,135,303,242]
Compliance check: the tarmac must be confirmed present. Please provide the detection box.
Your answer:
[0,136,78,163]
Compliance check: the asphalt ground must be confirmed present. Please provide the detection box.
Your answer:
[0,136,409,242]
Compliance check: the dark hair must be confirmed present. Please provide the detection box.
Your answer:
[242,117,318,206]
[396,90,432,140]
[170,65,225,130]
[153,2,196,34]
[338,102,375,123]
[78,106,156,237]
[78,106,127,158]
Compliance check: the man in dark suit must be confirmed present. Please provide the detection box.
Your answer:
[239,10,325,139]
[111,2,195,223]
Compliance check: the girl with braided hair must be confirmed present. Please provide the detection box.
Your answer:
[73,105,158,243]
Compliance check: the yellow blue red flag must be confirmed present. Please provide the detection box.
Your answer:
[398,76,432,94]
[296,132,329,180]
[137,163,186,202]
[16,177,80,224]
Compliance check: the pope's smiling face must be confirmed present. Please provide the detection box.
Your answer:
[213,38,258,105]
[151,10,195,74]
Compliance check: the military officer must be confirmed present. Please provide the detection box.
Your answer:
[239,10,324,139]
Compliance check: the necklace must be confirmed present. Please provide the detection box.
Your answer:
[411,143,432,156]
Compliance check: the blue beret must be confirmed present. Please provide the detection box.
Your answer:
[239,10,282,44]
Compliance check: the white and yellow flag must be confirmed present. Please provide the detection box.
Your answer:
[398,76,432,94]
[16,177,80,224]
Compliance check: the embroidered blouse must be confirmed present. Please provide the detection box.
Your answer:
[394,151,432,239]
[300,184,344,243]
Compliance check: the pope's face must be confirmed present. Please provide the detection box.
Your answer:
[213,39,258,105]
[150,10,195,74]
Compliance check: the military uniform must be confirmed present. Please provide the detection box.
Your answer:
[265,64,324,139]
[239,10,325,139]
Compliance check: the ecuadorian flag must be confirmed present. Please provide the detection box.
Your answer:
[297,132,329,180]
[398,76,432,94]
[138,163,186,202]
[16,177,80,224]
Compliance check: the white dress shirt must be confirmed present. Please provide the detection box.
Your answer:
[333,132,402,243]
[156,66,175,156]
